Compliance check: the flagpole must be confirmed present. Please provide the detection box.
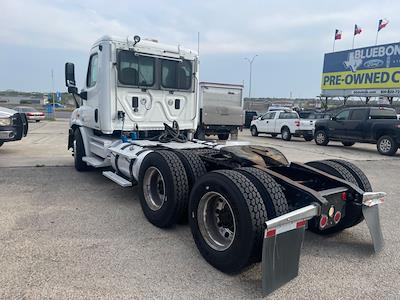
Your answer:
[352,34,355,49]
[333,38,336,52]
[375,30,379,45]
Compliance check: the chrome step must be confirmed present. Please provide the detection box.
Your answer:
[102,171,132,187]
[82,156,110,168]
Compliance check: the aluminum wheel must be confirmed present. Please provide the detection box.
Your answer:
[197,191,236,251]
[143,166,166,211]
[379,138,392,153]
[316,132,325,144]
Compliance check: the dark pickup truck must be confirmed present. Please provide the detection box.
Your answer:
[314,107,400,156]
[0,107,28,147]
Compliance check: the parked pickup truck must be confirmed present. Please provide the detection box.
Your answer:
[250,110,314,141]
[314,106,400,156]
[0,106,28,147]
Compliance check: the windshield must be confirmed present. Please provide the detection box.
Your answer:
[161,59,192,90]
[118,51,155,87]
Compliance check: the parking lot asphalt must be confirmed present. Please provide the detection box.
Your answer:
[1,120,399,299]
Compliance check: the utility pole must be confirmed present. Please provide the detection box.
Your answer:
[244,55,258,98]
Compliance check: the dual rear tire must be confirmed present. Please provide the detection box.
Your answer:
[138,152,289,273]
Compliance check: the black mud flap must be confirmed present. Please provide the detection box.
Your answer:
[261,204,319,296]
[362,192,386,252]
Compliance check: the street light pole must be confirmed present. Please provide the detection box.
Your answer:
[244,55,258,98]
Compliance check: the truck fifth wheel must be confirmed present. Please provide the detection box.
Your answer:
[65,35,385,295]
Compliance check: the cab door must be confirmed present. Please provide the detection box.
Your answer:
[329,109,350,138]
[347,109,368,140]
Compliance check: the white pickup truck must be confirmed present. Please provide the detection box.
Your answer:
[250,110,314,141]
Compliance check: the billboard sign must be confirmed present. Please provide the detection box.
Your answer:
[321,42,400,97]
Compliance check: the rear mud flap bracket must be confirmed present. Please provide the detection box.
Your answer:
[362,192,386,252]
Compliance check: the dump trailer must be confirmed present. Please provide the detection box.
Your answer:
[197,82,244,140]
[65,35,385,295]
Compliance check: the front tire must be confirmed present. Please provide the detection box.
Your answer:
[281,127,291,141]
[377,135,398,156]
[189,170,267,273]
[139,151,189,228]
[314,129,329,146]
[73,128,90,172]
[250,126,258,136]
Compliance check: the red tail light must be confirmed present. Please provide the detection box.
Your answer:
[295,120,300,127]
[341,192,347,201]
[319,215,328,228]
[27,112,33,116]
[334,211,341,223]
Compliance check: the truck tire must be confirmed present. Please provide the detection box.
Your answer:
[328,159,372,192]
[218,133,230,140]
[271,133,278,138]
[314,129,329,146]
[237,167,289,218]
[174,150,207,223]
[250,126,258,136]
[377,135,398,156]
[281,127,291,141]
[305,160,360,234]
[73,128,90,172]
[189,170,267,273]
[304,135,313,142]
[342,141,355,147]
[139,150,189,228]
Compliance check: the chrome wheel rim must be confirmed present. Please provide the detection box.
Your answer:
[380,139,392,153]
[197,191,236,251]
[143,167,166,211]
[251,127,257,135]
[282,130,289,139]
[316,132,325,144]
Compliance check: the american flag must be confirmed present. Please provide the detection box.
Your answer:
[378,19,389,31]
[354,24,362,35]
[335,29,342,40]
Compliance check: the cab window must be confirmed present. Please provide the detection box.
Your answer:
[87,53,98,88]
[335,110,350,121]
[161,59,192,90]
[118,51,155,86]
[262,112,275,120]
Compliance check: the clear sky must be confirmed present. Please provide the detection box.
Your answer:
[0,0,398,98]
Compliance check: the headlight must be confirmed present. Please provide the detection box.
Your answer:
[0,117,11,126]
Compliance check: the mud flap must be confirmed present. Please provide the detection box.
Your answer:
[362,192,386,252]
[261,204,319,296]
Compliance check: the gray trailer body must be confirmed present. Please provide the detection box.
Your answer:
[198,82,244,140]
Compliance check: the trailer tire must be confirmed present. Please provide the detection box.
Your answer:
[73,128,90,172]
[174,150,207,223]
[189,170,267,273]
[305,160,361,233]
[218,133,230,140]
[139,150,189,228]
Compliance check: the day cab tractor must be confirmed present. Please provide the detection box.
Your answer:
[65,35,386,295]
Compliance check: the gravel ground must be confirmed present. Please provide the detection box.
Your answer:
[0,120,399,299]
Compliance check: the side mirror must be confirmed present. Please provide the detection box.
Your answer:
[331,116,337,121]
[65,62,76,88]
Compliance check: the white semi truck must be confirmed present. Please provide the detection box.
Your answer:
[65,35,386,295]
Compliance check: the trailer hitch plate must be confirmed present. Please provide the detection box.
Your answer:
[362,192,385,252]
[262,204,319,295]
